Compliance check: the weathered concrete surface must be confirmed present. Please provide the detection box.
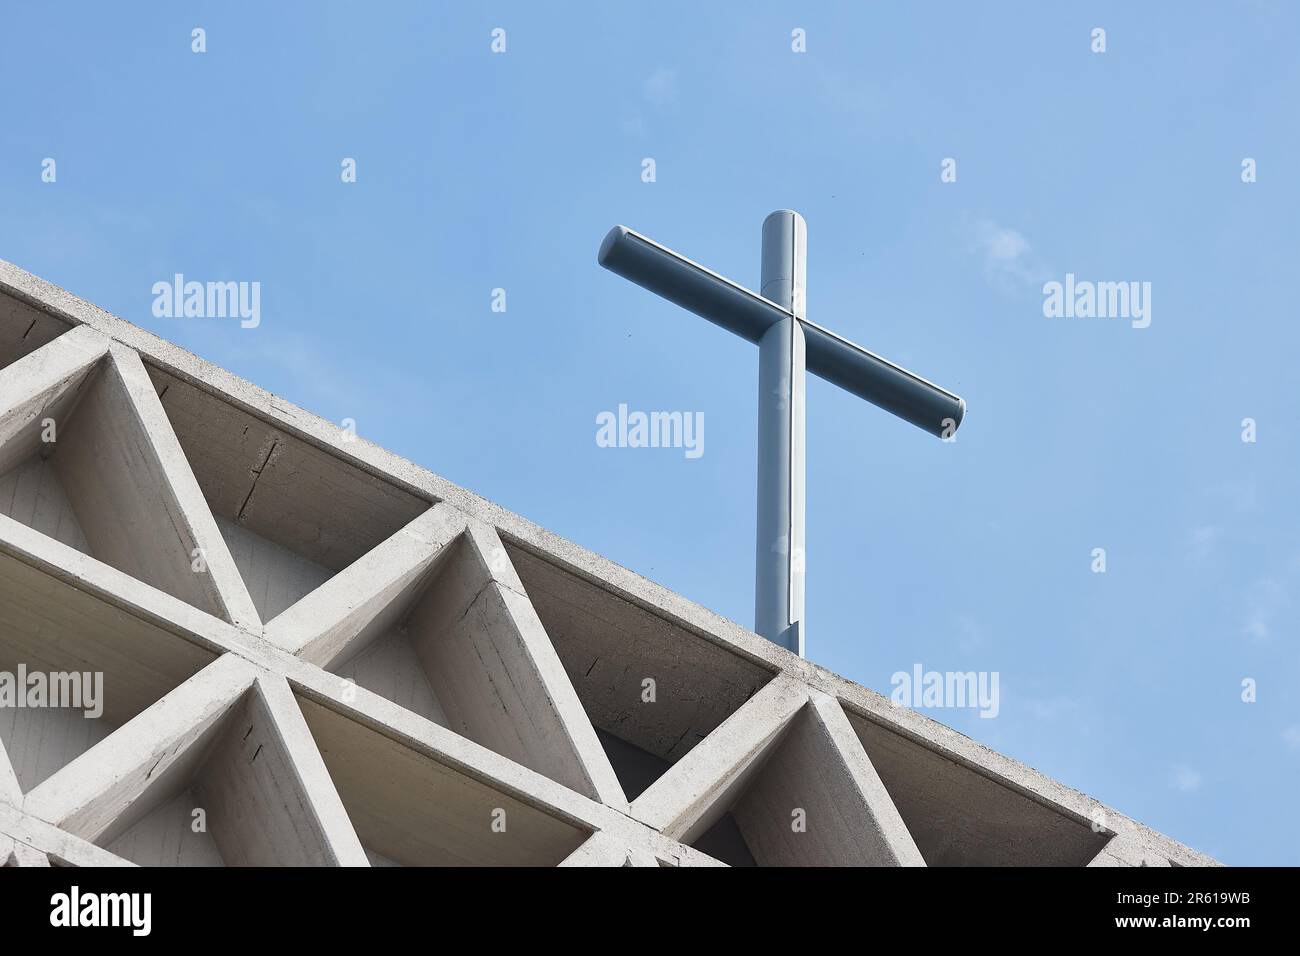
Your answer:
[147,366,428,572]
[53,347,247,622]
[731,691,925,866]
[0,802,136,867]
[8,839,49,867]
[1088,831,1174,868]
[22,656,366,866]
[216,515,331,623]
[844,708,1111,866]
[106,345,262,629]
[296,693,590,866]
[0,739,21,804]
[106,788,225,866]
[0,523,217,790]
[0,456,91,553]
[630,675,807,842]
[400,522,626,807]
[0,286,70,372]
[265,503,461,665]
[22,654,258,845]
[504,537,775,766]
[332,625,450,726]
[558,831,642,867]
[0,323,106,479]
[191,674,368,866]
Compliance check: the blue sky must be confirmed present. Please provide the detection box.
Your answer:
[2,2,1297,864]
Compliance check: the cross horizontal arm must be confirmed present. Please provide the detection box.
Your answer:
[599,225,965,438]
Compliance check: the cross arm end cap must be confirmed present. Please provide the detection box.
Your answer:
[598,226,630,266]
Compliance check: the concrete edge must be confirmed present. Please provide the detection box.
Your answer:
[469,519,630,811]
[251,671,371,866]
[107,342,263,631]
[807,689,926,866]
[629,673,809,840]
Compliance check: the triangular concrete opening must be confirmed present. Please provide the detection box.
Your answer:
[0,550,217,793]
[292,521,622,804]
[500,537,775,794]
[844,707,1112,866]
[596,728,757,866]
[0,456,89,552]
[145,367,431,625]
[0,289,72,373]
[0,331,250,621]
[296,693,591,866]
[27,668,360,867]
[628,688,926,866]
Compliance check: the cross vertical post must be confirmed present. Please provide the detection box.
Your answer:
[755,210,806,655]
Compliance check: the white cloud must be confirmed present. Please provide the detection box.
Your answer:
[644,67,677,107]
[1171,766,1202,792]
[1243,576,1287,641]
[969,219,1049,291]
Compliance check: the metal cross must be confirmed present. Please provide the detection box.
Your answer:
[599,210,965,657]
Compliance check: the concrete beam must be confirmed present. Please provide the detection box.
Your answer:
[23,654,258,843]
[503,538,776,764]
[0,499,242,667]
[655,843,728,867]
[265,503,465,664]
[0,802,136,866]
[147,367,429,572]
[0,289,72,371]
[1088,831,1173,868]
[630,674,807,843]
[0,738,20,805]
[51,345,247,621]
[383,522,626,805]
[0,519,221,792]
[9,839,49,866]
[730,690,925,866]
[192,673,369,866]
[249,673,370,865]
[458,521,626,807]
[24,654,369,866]
[0,323,107,478]
[843,707,1111,866]
[295,692,590,867]
[106,344,261,630]
[558,831,642,867]
[0,525,223,722]
[285,664,616,836]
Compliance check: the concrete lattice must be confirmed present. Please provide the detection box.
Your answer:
[0,260,1214,867]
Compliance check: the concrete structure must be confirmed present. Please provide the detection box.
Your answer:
[0,259,1215,867]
